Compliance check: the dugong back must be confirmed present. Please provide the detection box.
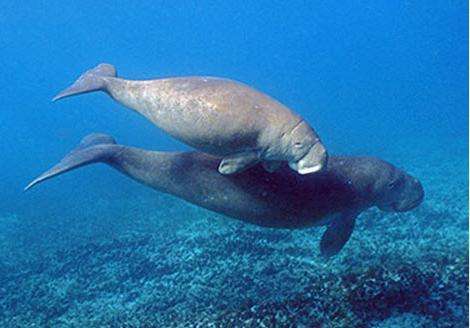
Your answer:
[109,77,302,155]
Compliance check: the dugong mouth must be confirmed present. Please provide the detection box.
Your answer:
[289,142,328,175]
[289,161,323,174]
[392,191,425,212]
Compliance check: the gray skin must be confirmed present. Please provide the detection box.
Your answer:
[25,134,424,257]
[52,64,328,175]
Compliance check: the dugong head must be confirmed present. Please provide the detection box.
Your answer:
[370,161,424,212]
[281,120,328,175]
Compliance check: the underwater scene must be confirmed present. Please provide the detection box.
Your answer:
[0,1,468,327]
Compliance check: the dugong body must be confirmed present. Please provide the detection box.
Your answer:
[26,134,424,257]
[53,64,327,175]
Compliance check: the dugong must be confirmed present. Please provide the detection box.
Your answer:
[25,134,424,256]
[53,64,327,175]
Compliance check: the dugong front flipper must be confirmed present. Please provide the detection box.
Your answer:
[218,151,260,175]
[53,63,328,175]
[320,210,358,257]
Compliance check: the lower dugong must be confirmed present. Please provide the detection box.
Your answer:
[53,64,327,175]
[25,134,424,257]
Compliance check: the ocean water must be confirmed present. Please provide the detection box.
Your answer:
[0,1,468,327]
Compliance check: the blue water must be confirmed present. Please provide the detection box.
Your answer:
[0,1,468,327]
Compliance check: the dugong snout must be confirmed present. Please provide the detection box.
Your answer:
[289,141,328,174]
[280,119,328,175]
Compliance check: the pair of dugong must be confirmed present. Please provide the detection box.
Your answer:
[26,134,424,257]
[53,64,327,175]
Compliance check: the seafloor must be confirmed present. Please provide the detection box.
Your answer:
[1,142,468,327]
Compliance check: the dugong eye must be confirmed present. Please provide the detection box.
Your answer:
[294,142,303,148]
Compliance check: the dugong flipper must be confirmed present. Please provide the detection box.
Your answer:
[319,210,358,257]
[25,133,424,257]
[53,63,328,175]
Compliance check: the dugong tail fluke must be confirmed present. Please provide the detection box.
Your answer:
[52,64,117,101]
[24,133,117,191]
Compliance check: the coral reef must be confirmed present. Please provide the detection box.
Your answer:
[0,202,467,327]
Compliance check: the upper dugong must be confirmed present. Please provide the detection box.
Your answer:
[25,133,424,257]
[52,64,327,175]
